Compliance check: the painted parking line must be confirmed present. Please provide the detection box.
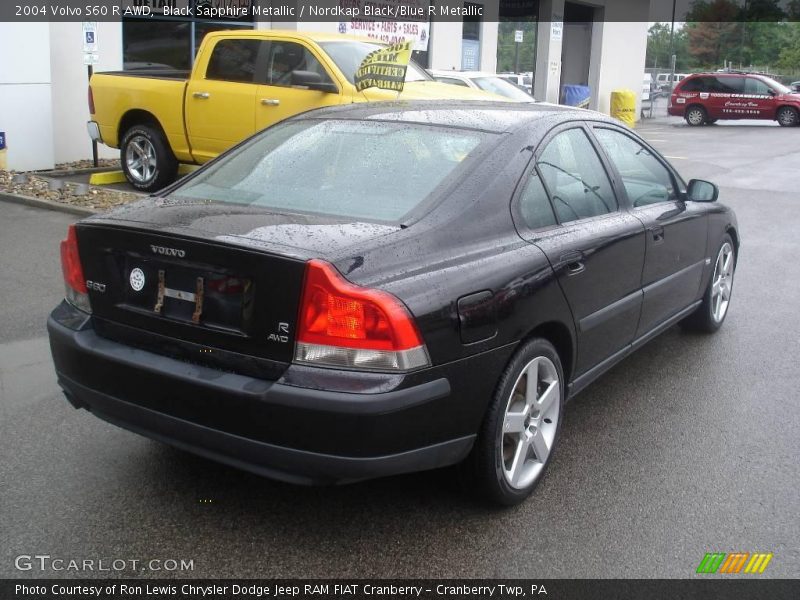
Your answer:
[664,156,688,160]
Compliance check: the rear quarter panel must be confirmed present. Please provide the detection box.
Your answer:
[91,73,192,161]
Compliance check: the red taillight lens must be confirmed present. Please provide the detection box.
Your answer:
[60,225,87,294]
[88,86,95,115]
[295,260,429,371]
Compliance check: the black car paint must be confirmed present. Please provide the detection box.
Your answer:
[48,101,739,484]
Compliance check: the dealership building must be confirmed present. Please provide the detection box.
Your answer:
[0,0,650,171]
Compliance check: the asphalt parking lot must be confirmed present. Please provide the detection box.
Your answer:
[1,117,798,579]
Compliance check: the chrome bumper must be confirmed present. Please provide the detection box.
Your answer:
[87,121,102,143]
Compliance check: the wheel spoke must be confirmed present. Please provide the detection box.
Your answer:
[524,358,541,409]
[536,381,559,416]
[529,428,549,464]
[509,437,532,486]
[722,252,733,275]
[504,411,527,434]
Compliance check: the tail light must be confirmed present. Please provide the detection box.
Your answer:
[88,86,95,115]
[295,260,430,372]
[60,225,91,313]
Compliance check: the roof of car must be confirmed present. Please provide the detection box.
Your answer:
[298,100,611,133]
[202,30,379,44]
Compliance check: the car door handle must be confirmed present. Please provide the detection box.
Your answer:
[559,251,586,276]
[261,98,281,106]
[650,225,665,244]
[192,92,210,100]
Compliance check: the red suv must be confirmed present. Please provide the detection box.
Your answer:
[669,72,800,127]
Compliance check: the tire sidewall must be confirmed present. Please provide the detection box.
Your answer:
[474,338,566,506]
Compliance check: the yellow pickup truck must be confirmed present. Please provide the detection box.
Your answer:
[88,30,503,192]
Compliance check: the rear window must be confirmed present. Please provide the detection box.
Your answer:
[171,119,487,222]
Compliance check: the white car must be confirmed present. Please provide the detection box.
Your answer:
[655,72,689,90]
[429,70,534,101]
[498,72,533,95]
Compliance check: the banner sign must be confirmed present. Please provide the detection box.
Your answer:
[354,40,413,93]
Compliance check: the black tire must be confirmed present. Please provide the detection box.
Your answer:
[776,106,799,127]
[685,105,708,126]
[705,119,718,125]
[120,124,178,193]
[681,234,736,333]
[460,338,565,506]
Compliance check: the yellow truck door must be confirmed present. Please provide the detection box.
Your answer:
[255,39,346,133]
[185,38,267,162]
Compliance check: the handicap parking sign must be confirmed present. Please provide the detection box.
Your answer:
[0,132,6,151]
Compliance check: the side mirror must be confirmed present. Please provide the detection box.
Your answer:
[291,70,338,93]
[686,179,719,203]
[791,84,800,93]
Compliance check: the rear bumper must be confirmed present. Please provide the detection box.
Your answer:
[48,303,478,485]
[87,121,102,143]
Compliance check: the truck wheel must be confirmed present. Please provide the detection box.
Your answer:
[685,105,707,126]
[120,125,178,193]
[776,107,799,127]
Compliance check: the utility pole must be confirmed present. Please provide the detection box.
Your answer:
[668,0,677,92]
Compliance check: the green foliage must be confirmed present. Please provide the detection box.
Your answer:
[647,0,800,79]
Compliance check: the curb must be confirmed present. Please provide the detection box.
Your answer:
[0,191,98,216]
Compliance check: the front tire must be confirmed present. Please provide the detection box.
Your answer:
[681,234,736,333]
[685,105,708,127]
[460,338,565,506]
[776,106,799,127]
[120,125,178,193]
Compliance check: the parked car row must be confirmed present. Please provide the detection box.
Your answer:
[428,70,535,102]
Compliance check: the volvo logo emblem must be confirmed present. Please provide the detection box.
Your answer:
[150,245,186,258]
[129,268,146,292]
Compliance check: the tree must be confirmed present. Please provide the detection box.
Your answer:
[646,23,690,71]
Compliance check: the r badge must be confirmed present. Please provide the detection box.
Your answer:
[130,268,146,291]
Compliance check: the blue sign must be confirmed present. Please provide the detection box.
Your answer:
[461,39,481,71]
[0,132,6,151]
[86,31,95,44]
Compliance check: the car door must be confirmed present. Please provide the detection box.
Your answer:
[185,38,268,162]
[591,125,707,338]
[254,40,345,133]
[710,75,746,120]
[744,76,777,119]
[521,125,646,377]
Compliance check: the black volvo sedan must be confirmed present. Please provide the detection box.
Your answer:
[48,101,738,505]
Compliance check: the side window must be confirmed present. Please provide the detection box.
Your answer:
[206,39,263,83]
[518,172,557,230]
[680,77,706,93]
[712,76,744,94]
[267,42,332,87]
[537,128,617,223]
[435,77,471,88]
[594,128,677,207]
[745,78,772,95]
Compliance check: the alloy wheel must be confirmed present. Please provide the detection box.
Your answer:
[500,356,561,489]
[125,135,157,184]
[711,242,734,323]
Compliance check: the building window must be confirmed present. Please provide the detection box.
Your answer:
[123,1,254,71]
[461,2,482,70]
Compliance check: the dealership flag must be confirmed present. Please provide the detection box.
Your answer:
[354,41,414,93]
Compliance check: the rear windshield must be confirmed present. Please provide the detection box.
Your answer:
[171,119,487,222]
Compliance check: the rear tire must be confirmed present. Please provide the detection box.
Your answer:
[460,338,565,506]
[681,234,736,333]
[685,105,707,126]
[776,106,799,127]
[120,124,178,193]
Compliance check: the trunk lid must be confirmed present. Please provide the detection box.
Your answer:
[75,222,308,373]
